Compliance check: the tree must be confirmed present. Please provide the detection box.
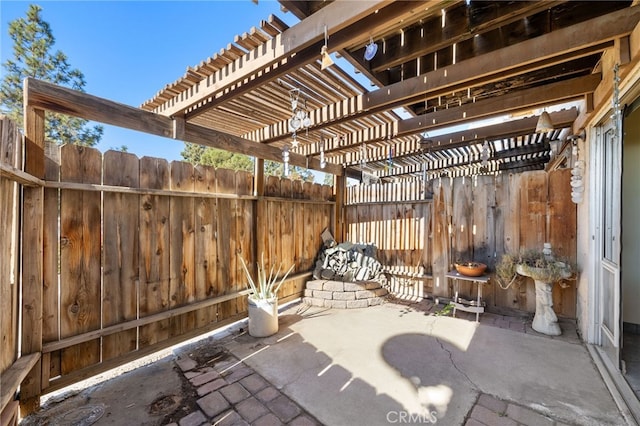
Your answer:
[0,4,103,146]
[323,172,334,186]
[181,143,254,172]
[181,142,315,182]
[264,160,314,182]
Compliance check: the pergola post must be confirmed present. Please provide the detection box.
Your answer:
[333,173,346,242]
[20,80,45,415]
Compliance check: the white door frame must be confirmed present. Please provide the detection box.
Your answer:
[589,116,622,364]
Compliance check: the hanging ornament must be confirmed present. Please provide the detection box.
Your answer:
[360,142,367,167]
[364,37,378,61]
[282,145,290,177]
[291,133,299,148]
[319,138,326,169]
[481,140,490,166]
[570,143,584,203]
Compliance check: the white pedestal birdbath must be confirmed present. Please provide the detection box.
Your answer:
[516,263,572,336]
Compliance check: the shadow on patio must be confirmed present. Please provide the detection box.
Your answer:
[20,299,626,426]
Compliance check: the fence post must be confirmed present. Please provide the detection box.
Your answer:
[334,174,346,242]
[19,92,45,415]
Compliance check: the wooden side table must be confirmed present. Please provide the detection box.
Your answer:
[446,270,490,322]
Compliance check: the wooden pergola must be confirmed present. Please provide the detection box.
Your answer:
[140,0,636,179]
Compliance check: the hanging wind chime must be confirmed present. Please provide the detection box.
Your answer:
[319,137,326,169]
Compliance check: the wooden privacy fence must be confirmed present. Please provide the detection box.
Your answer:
[38,144,333,392]
[0,115,334,415]
[0,117,28,424]
[345,170,577,318]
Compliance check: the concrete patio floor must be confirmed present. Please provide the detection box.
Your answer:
[223,300,625,426]
[20,298,630,425]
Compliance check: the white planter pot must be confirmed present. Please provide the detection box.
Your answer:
[248,296,278,337]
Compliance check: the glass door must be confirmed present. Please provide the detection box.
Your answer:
[596,120,622,368]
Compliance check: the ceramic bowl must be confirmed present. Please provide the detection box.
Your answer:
[455,262,487,277]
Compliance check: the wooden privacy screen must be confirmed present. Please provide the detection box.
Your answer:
[345,170,577,318]
[40,144,333,393]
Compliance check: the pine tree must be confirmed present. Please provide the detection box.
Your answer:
[0,4,103,146]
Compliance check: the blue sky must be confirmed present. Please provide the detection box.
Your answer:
[1,0,300,161]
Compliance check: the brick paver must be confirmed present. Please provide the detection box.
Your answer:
[239,373,269,393]
[196,377,226,396]
[172,350,320,426]
[289,414,320,426]
[236,396,270,423]
[172,337,575,426]
[212,409,250,426]
[190,370,221,387]
[253,412,285,426]
[267,394,302,423]
[220,382,251,404]
[196,391,230,418]
[255,386,281,403]
[178,410,206,426]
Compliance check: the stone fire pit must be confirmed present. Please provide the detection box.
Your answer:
[303,236,388,308]
[303,279,388,309]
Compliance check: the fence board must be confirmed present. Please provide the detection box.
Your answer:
[280,201,294,296]
[432,179,452,297]
[496,173,523,311]
[0,117,20,375]
[293,203,306,270]
[42,156,60,346]
[236,171,253,314]
[139,157,171,348]
[194,165,218,328]
[169,161,196,337]
[519,171,548,312]
[303,201,315,273]
[265,175,280,197]
[548,169,577,318]
[472,175,494,307]
[452,177,473,262]
[59,145,101,374]
[216,169,236,320]
[102,151,139,360]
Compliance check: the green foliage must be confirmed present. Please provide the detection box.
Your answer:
[436,303,454,316]
[265,159,314,182]
[495,249,574,289]
[323,173,334,186]
[0,4,103,146]
[239,253,295,300]
[181,142,253,171]
[182,142,316,182]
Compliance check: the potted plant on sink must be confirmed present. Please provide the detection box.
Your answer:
[240,253,294,337]
[496,244,575,336]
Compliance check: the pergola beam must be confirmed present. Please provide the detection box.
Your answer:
[339,108,577,168]
[288,73,594,161]
[359,1,568,74]
[247,4,637,147]
[362,5,640,112]
[155,0,393,118]
[24,78,344,176]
